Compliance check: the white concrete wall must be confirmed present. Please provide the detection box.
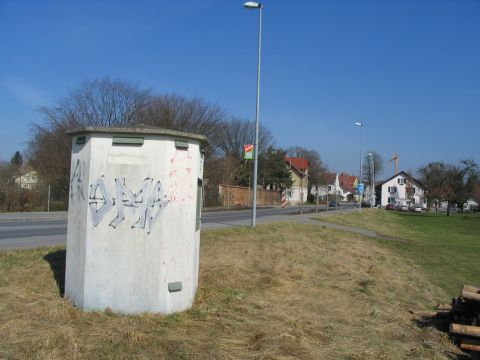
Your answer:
[287,186,308,204]
[65,132,204,314]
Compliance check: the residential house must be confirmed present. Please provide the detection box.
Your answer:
[338,173,358,201]
[314,172,338,199]
[312,172,359,202]
[380,171,426,208]
[14,170,39,189]
[285,156,308,204]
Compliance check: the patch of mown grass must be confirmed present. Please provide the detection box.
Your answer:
[319,210,480,297]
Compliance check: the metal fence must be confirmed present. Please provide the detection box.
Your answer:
[0,184,67,213]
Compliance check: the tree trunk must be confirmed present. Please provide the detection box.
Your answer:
[446,200,451,216]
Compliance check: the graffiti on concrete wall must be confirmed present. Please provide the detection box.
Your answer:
[168,149,194,203]
[88,177,168,234]
[70,159,86,203]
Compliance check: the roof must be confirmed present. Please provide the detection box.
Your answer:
[285,156,309,172]
[66,126,209,146]
[319,172,336,184]
[342,183,355,194]
[339,173,358,186]
[380,171,423,188]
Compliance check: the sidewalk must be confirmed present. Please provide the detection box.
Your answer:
[202,209,407,242]
[0,211,68,222]
[0,206,276,222]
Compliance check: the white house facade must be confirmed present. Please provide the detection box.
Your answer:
[14,170,39,189]
[380,171,426,208]
[311,172,357,202]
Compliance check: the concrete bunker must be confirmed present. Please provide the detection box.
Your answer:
[65,126,207,314]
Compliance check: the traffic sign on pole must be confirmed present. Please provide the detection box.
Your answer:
[244,144,254,160]
[357,183,365,194]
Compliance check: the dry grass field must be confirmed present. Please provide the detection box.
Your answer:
[0,222,466,359]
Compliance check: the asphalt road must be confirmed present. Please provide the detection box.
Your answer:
[0,204,353,250]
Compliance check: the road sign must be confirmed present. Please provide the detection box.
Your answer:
[244,144,254,160]
[281,190,286,208]
[357,183,365,194]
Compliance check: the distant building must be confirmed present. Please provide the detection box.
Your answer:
[380,171,426,208]
[14,170,39,189]
[285,156,309,204]
[314,172,339,199]
[338,173,359,201]
[312,172,359,202]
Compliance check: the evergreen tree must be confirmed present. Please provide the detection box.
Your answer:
[258,147,293,190]
[10,151,23,170]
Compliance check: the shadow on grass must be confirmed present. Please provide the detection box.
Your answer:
[413,318,472,360]
[43,249,66,297]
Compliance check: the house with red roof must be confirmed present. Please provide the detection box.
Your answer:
[285,156,309,204]
[338,173,359,201]
[312,172,359,202]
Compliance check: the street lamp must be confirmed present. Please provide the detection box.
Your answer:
[355,122,363,211]
[244,1,263,227]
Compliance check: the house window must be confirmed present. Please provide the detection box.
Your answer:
[388,186,397,193]
[411,198,415,204]
[412,188,416,194]
[328,185,332,191]
[398,178,405,185]
[388,197,396,204]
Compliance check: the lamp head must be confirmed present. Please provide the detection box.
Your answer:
[354,122,363,127]
[244,1,263,9]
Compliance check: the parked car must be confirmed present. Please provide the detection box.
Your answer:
[385,203,396,210]
[413,205,422,213]
[329,200,337,207]
[400,204,409,211]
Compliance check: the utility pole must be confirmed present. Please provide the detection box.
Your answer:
[299,170,304,215]
[355,122,364,212]
[47,185,51,212]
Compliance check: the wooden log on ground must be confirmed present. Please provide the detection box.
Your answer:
[450,324,480,338]
[460,339,480,352]
[436,303,453,311]
[462,290,480,302]
[462,285,480,294]
[410,310,451,318]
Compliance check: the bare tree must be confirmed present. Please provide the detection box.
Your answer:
[209,117,273,186]
[135,94,227,155]
[135,94,240,186]
[28,78,152,205]
[418,160,478,215]
[216,117,273,160]
[28,78,279,205]
[362,150,384,183]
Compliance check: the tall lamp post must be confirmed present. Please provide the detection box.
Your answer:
[354,122,364,211]
[244,1,263,227]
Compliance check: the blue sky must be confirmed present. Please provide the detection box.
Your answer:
[0,0,479,179]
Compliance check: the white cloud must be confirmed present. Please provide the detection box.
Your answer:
[3,77,50,108]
